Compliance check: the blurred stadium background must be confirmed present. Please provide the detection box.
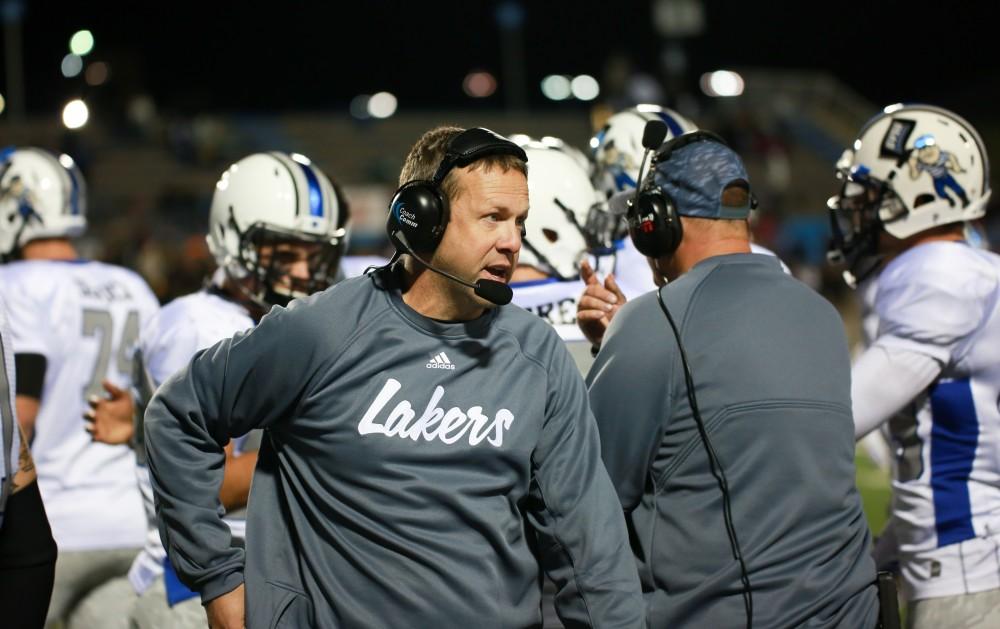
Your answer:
[4,0,999,531]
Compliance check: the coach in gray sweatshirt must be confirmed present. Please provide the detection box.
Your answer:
[581,132,879,627]
[144,126,644,628]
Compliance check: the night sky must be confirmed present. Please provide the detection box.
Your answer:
[5,0,999,117]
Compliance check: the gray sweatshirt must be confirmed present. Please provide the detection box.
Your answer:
[144,268,644,628]
[588,254,879,628]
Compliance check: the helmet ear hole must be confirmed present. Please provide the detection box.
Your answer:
[542,228,558,243]
[913,193,936,208]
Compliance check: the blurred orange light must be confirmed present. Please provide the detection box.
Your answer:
[85,62,110,86]
[463,71,497,98]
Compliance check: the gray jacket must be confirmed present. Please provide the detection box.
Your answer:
[144,269,644,628]
[588,253,878,628]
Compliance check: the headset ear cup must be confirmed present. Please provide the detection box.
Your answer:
[386,181,448,252]
[628,190,683,258]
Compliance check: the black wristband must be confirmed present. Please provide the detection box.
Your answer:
[14,353,46,399]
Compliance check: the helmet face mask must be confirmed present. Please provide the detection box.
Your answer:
[238,222,346,308]
[827,172,895,287]
[207,152,349,309]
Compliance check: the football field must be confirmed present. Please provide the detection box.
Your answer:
[855,448,892,536]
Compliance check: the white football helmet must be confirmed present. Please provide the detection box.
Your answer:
[828,104,991,284]
[0,147,87,259]
[512,137,605,279]
[207,152,350,307]
[590,104,697,199]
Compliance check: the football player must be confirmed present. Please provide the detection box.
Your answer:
[0,296,58,627]
[0,147,160,627]
[830,104,1000,627]
[87,151,349,628]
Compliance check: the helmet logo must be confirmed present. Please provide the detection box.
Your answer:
[907,133,970,208]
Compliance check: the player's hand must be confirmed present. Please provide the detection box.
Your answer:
[205,583,245,629]
[84,380,135,445]
[576,260,627,347]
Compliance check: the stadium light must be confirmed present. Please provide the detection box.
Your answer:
[367,92,397,119]
[0,92,5,116]
[570,75,600,101]
[69,30,95,56]
[540,75,571,101]
[350,94,371,120]
[699,70,744,97]
[62,99,89,129]
[61,54,83,78]
[463,71,497,98]
[85,62,110,86]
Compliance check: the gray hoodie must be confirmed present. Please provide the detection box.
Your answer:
[144,268,644,628]
[589,253,879,628]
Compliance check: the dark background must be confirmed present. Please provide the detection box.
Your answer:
[7,0,998,116]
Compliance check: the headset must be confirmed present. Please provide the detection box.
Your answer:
[625,129,738,259]
[386,127,528,253]
[629,121,754,628]
[380,128,527,306]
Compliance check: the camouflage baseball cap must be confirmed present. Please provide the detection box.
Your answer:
[609,138,753,219]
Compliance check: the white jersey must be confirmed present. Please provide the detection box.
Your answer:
[610,237,657,300]
[510,253,617,343]
[0,260,158,550]
[128,288,255,595]
[872,241,1000,599]
[0,300,19,530]
[510,277,587,342]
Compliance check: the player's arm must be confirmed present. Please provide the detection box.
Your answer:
[946,152,965,173]
[526,337,644,628]
[219,441,257,512]
[851,341,941,439]
[84,380,134,445]
[11,424,37,493]
[144,303,323,606]
[907,155,919,179]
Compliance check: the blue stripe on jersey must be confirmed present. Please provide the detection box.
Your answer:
[654,111,684,138]
[162,557,199,605]
[929,378,979,547]
[297,162,325,217]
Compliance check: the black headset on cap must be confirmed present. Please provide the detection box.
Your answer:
[626,127,736,259]
[383,127,528,306]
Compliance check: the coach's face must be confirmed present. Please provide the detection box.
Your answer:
[432,164,528,309]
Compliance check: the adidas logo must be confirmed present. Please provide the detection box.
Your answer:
[426,352,456,370]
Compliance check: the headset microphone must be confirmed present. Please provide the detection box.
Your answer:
[391,230,513,306]
[631,120,669,208]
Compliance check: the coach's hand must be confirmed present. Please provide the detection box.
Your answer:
[84,380,135,445]
[577,260,627,347]
[206,583,246,629]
